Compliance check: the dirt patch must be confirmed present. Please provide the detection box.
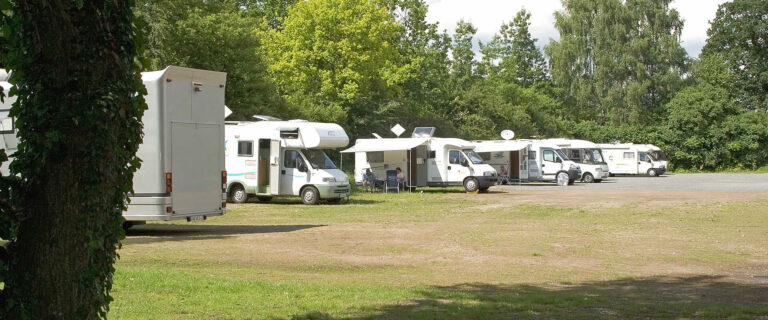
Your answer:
[468,189,768,209]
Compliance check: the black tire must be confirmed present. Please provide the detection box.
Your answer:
[301,186,319,205]
[556,172,570,186]
[478,187,490,193]
[256,196,273,203]
[647,168,658,177]
[463,177,480,192]
[327,198,342,205]
[582,173,595,183]
[230,185,248,203]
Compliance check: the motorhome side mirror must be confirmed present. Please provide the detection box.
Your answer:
[298,163,308,172]
[461,159,469,167]
[556,158,562,163]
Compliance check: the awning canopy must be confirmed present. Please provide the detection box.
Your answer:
[472,140,529,153]
[341,138,428,153]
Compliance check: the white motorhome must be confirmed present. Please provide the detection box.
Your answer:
[225,119,350,205]
[471,140,531,182]
[522,140,582,185]
[598,143,668,176]
[546,138,610,183]
[1,66,228,226]
[342,127,498,192]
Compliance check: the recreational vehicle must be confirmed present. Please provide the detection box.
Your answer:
[598,143,667,176]
[342,127,498,192]
[1,66,228,226]
[471,140,531,182]
[523,140,582,185]
[546,138,610,183]
[225,119,350,205]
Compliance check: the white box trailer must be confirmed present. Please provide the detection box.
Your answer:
[597,143,668,176]
[471,140,531,182]
[1,66,227,224]
[225,119,351,205]
[342,129,498,192]
[546,138,610,183]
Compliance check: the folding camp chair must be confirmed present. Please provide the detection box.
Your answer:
[385,169,400,193]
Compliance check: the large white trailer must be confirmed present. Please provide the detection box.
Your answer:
[521,140,582,185]
[342,128,498,192]
[1,66,228,225]
[471,140,531,182]
[546,138,610,183]
[597,143,668,176]
[225,119,351,205]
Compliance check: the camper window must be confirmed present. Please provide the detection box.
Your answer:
[280,129,299,139]
[367,151,384,163]
[639,153,649,162]
[284,150,305,169]
[238,140,254,157]
[448,150,463,164]
[478,152,492,161]
[543,149,556,162]
[428,151,436,159]
[0,115,14,134]
[623,152,635,160]
[529,150,536,161]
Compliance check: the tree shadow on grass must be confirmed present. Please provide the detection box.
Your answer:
[124,224,324,245]
[290,275,768,320]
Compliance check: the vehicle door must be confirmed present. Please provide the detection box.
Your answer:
[446,149,469,183]
[519,147,529,181]
[637,152,652,174]
[540,148,562,178]
[280,149,309,195]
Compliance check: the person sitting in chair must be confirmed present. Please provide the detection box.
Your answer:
[363,168,376,192]
[500,166,508,177]
[396,167,405,190]
[499,166,509,185]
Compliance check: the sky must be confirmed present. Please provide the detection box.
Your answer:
[425,0,728,58]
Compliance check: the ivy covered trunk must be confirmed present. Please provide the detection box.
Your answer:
[0,1,145,319]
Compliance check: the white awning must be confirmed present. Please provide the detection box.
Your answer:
[341,138,428,153]
[472,140,529,153]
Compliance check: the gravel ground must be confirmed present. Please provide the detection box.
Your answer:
[494,173,768,192]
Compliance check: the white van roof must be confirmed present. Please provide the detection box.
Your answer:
[546,138,599,148]
[341,138,428,153]
[471,140,529,153]
[228,120,349,149]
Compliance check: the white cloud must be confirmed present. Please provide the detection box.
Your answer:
[425,0,728,57]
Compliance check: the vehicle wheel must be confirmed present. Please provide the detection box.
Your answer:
[301,186,319,205]
[582,173,595,183]
[327,198,342,205]
[647,168,658,177]
[256,196,272,203]
[556,172,570,186]
[230,185,247,203]
[478,187,490,193]
[463,177,479,192]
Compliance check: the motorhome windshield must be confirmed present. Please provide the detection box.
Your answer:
[649,150,667,161]
[302,149,337,169]
[462,150,485,164]
[584,148,604,164]
[555,149,569,161]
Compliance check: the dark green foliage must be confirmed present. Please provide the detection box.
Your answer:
[0,0,146,318]
[702,0,768,111]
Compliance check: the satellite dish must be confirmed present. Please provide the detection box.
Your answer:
[372,133,383,139]
[500,130,515,140]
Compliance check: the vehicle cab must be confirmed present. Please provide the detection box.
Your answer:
[526,140,582,185]
[547,139,610,183]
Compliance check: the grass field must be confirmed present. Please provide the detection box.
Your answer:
[111,188,768,319]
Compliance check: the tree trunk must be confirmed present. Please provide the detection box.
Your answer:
[2,1,144,319]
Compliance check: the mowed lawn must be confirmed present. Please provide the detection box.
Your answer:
[111,188,768,319]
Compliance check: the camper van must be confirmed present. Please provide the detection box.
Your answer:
[1,66,228,226]
[547,139,609,183]
[522,140,582,185]
[342,127,498,192]
[471,140,531,182]
[225,119,350,205]
[598,143,667,176]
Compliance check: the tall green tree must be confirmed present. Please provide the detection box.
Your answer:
[266,0,411,136]
[480,9,548,86]
[0,0,146,318]
[546,0,686,125]
[450,20,478,93]
[136,0,283,119]
[701,0,768,112]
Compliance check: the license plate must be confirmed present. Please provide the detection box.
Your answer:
[187,215,205,222]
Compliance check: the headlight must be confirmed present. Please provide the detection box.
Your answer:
[484,171,495,176]
[322,177,336,182]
